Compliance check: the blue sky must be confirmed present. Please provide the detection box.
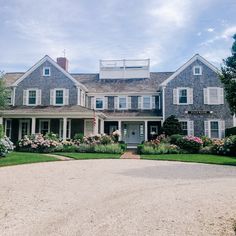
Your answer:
[0,0,236,73]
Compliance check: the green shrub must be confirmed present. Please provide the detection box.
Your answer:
[177,136,203,153]
[56,145,79,152]
[119,143,127,151]
[201,136,213,147]
[100,135,113,145]
[225,127,236,137]
[199,146,213,154]
[212,136,236,156]
[169,134,183,145]
[138,143,181,155]
[94,144,123,154]
[161,115,182,136]
[74,133,84,142]
[76,144,95,153]
[44,132,59,141]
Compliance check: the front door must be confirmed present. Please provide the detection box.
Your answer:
[126,124,140,143]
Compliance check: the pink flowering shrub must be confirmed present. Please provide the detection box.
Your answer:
[212,136,236,156]
[17,133,61,153]
[178,135,203,153]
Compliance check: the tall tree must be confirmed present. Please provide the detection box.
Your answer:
[220,34,236,114]
[0,72,8,109]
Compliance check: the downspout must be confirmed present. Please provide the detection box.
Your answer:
[162,86,166,123]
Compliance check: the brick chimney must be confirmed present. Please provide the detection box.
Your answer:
[57,57,69,71]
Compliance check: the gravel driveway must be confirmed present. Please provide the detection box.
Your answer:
[0,159,236,236]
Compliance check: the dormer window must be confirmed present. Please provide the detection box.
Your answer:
[193,66,202,75]
[55,89,64,105]
[43,67,51,76]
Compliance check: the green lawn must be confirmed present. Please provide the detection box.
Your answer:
[55,152,121,160]
[0,152,59,167]
[141,154,236,166]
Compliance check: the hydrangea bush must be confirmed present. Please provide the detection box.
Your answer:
[0,136,14,157]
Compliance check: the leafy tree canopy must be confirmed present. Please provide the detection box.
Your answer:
[220,34,236,114]
[0,72,8,109]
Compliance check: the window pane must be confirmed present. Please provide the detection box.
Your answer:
[143,96,151,109]
[209,88,218,104]
[119,97,126,108]
[56,90,64,104]
[180,121,188,135]
[28,90,36,104]
[96,99,103,109]
[210,121,219,138]
[179,89,187,104]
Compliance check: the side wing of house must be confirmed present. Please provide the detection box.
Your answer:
[161,54,233,138]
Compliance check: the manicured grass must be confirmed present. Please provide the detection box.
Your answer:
[0,152,59,167]
[141,154,236,166]
[55,152,121,160]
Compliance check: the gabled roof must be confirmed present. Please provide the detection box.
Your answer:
[72,72,173,93]
[160,54,221,87]
[11,55,88,91]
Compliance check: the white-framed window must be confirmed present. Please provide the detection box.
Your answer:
[118,96,127,109]
[4,119,12,138]
[28,90,37,105]
[193,66,202,75]
[178,88,188,104]
[59,119,71,139]
[43,67,51,76]
[6,90,13,105]
[55,89,64,105]
[179,120,194,136]
[180,121,188,135]
[150,125,158,135]
[204,87,224,105]
[23,89,41,106]
[19,119,30,139]
[142,96,151,109]
[39,120,50,135]
[204,120,225,139]
[173,88,193,105]
[95,97,104,110]
[50,89,69,106]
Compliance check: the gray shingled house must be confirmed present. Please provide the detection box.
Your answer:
[1,54,234,147]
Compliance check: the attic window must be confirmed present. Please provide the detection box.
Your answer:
[43,67,51,76]
[193,66,202,75]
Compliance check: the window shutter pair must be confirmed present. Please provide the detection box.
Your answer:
[173,88,193,104]
[23,89,41,105]
[50,89,69,105]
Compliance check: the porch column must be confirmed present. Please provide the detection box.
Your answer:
[118,120,122,141]
[144,120,148,141]
[31,117,36,135]
[100,119,104,134]
[0,117,3,125]
[94,117,99,135]
[63,117,67,140]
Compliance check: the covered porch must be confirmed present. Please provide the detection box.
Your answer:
[0,106,105,143]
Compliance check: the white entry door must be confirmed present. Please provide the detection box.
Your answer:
[126,124,140,143]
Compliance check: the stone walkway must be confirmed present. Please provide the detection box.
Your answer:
[120,150,140,159]
[43,154,73,161]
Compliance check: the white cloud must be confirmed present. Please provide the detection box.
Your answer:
[207,28,214,32]
[222,26,236,38]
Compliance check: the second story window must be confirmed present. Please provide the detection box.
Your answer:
[55,89,64,105]
[193,66,202,75]
[28,90,37,105]
[142,96,151,109]
[118,96,127,109]
[6,90,12,105]
[95,97,104,110]
[43,67,51,76]
[179,88,187,104]
[204,87,224,105]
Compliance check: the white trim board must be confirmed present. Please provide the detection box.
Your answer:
[12,55,88,92]
[160,54,221,87]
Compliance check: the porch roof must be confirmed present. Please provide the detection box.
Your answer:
[0,105,103,118]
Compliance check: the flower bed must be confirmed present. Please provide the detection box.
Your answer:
[16,131,126,154]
